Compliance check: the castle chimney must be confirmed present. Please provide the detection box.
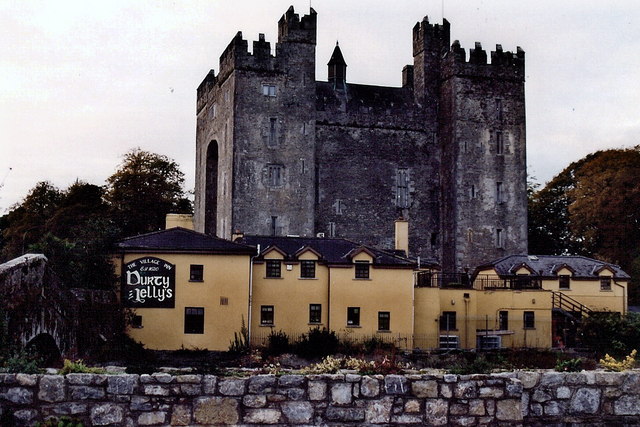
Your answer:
[394,218,409,256]
[165,214,194,230]
[328,41,347,90]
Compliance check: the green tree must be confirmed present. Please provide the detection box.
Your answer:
[0,181,62,260]
[105,148,192,237]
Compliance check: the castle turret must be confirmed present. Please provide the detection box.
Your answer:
[327,42,347,90]
[278,6,317,44]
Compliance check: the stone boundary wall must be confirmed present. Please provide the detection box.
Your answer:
[1,371,640,426]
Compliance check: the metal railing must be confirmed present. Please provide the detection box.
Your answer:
[415,272,542,290]
[551,291,592,319]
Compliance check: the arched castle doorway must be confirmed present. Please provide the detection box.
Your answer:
[205,140,218,235]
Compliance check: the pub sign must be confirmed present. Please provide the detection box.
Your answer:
[123,257,175,308]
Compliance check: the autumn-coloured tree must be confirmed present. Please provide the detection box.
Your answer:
[528,147,640,303]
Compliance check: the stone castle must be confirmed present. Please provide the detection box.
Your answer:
[193,6,527,272]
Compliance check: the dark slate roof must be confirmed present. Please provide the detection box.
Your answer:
[237,235,416,267]
[476,254,630,280]
[327,43,346,66]
[117,228,256,255]
[316,82,415,114]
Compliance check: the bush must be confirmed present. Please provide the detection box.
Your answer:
[555,357,583,372]
[1,349,43,374]
[35,416,83,427]
[600,349,637,372]
[229,317,250,355]
[362,336,397,354]
[58,359,105,375]
[295,328,339,359]
[448,354,496,375]
[264,330,290,357]
[578,312,640,357]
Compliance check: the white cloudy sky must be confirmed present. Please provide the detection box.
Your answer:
[1,0,639,212]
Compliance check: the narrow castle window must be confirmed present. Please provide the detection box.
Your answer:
[496,132,504,155]
[496,182,504,204]
[300,158,306,175]
[396,168,409,208]
[268,118,277,146]
[469,185,477,199]
[496,228,504,248]
[270,216,278,237]
[334,199,344,215]
[496,98,503,122]
[267,164,284,187]
[430,232,438,249]
[262,84,276,97]
[328,222,336,237]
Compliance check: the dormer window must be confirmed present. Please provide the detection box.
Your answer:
[559,275,570,290]
[600,277,612,291]
[355,261,370,279]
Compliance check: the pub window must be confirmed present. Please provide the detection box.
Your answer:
[396,168,410,208]
[600,277,612,291]
[440,311,457,331]
[132,315,143,329]
[559,275,570,290]
[300,261,316,278]
[355,261,370,279]
[267,164,284,187]
[496,132,504,155]
[260,305,274,325]
[496,181,504,203]
[499,311,508,330]
[309,304,321,324]
[266,260,281,278]
[268,118,277,147]
[189,264,204,282]
[184,307,204,334]
[378,311,390,331]
[262,84,276,97]
[347,307,360,326]
[523,311,535,329]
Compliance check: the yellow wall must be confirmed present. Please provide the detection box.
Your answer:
[413,287,440,349]
[475,289,552,348]
[329,263,415,348]
[251,250,415,349]
[251,251,329,342]
[118,252,250,351]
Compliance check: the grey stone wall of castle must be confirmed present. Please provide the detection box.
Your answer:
[194,6,527,271]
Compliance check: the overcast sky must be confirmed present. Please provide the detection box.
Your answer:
[1,0,639,212]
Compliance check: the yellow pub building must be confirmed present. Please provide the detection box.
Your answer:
[114,219,629,351]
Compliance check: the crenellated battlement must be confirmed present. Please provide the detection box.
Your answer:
[446,40,525,69]
[216,31,281,82]
[278,6,317,44]
[216,7,317,82]
[412,16,450,57]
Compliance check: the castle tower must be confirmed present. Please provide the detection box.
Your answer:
[194,6,527,272]
[194,7,317,238]
[439,41,527,271]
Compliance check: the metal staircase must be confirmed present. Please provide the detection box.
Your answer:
[551,290,592,320]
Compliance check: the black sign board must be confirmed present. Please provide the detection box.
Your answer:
[123,257,175,308]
